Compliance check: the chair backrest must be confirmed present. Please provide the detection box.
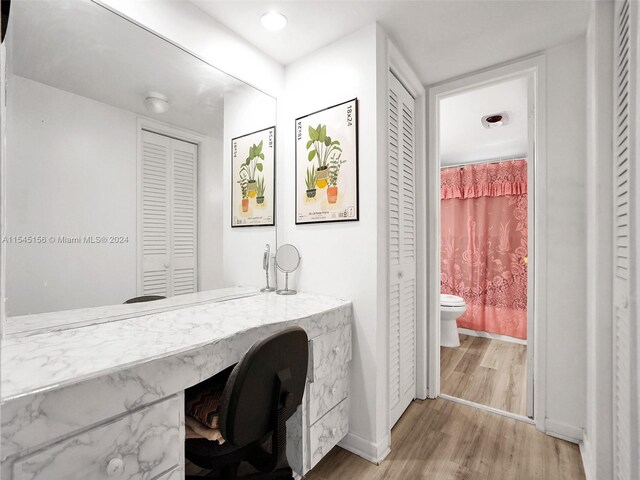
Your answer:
[123,295,166,304]
[219,327,308,447]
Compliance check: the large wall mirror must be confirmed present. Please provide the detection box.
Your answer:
[4,0,277,331]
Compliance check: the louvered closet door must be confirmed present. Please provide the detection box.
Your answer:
[389,72,417,428]
[170,139,197,295]
[140,131,198,297]
[141,131,172,296]
[613,1,638,479]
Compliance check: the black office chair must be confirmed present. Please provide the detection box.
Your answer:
[123,295,166,304]
[185,327,309,480]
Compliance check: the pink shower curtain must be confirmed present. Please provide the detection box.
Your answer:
[440,160,528,340]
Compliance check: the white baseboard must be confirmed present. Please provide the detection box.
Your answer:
[580,436,594,480]
[338,431,390,465]
[545,419,584,444]
[458,327,527,345]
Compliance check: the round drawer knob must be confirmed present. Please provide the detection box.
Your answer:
[106,457,124,477]
[331,387,337,395]
[333,346,341,354]
[331,428,338,437]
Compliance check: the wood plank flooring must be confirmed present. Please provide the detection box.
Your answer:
[304,398,585,480]
[441,334,527,416]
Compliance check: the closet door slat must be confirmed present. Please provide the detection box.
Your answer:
[389,72,417,428]
[613,1,639,479]
[170,139,198,296]
[139,131,198,298]
[141,131,171,297]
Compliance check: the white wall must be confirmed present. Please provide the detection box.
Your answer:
[6,75,222,315]
[198,133,224,292]
[544,37,588,438]
[584,1,614,477]
[6,75,137,315]
[277,23,390,459]
[222,86,277,288]
[98,0,284,98]
[439,76,529,165]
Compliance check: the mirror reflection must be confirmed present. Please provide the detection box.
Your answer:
[5,0,277,321]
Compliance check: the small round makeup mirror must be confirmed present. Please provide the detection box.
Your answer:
[275,244,300,295]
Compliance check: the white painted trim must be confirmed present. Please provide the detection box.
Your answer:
[338,431,391,465]
[427,55,546,431]
[457,327,527,345]
[440,394,534,424]
[387,40,428,406]
[388,43,425,97]
[0,42,6,338]
[136,116,204,296]
[580,436,595,480]
[545,419,584,444]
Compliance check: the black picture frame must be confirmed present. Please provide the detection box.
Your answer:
[231,126,276,228]
[294,98,359,225]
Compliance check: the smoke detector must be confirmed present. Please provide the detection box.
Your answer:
[143,92,170,114]
[481,112,509,129]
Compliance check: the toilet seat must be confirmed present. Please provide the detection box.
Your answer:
[440,294,465,307]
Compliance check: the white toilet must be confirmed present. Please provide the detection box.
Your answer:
[440,294,467,347]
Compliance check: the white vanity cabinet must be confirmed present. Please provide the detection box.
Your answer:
[287,321,352,475]
[11,396,182,480]
[1,293,352,480]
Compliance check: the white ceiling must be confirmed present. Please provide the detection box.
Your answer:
[439,76,528,166]
[190,0,591,85]
[9,0,253,135]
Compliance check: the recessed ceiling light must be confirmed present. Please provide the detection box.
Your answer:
[261,12,287,31]
[481,112,509,129]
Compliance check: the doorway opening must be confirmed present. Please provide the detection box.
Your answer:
[427,56,545,426]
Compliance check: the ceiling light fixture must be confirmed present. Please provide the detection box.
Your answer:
[260,12,287,31]
[481,112,509,129]
[143,92,170,114]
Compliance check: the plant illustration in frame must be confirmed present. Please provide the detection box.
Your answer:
[305,166,317,198]
[327,153,347,204]
[306,124,342,189]
[232,126,275,227]
[295,99,358,224]
[242,140,264,198]
[256,176,266,204]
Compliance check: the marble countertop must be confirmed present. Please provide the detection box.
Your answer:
[1,292,351,403]
[5,286,261,337]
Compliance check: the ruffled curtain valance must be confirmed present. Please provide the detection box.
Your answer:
[441,159,528,200]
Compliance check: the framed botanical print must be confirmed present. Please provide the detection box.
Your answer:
[231,126,275,227]
[295,98,358,224]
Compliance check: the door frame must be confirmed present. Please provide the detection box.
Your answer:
[136,116,204,296]
[425,55,547,430]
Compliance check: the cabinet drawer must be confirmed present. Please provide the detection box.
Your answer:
[13,396,180,480]
[310,325,351,382]
[309,399,349,469]
[308,364,349,425]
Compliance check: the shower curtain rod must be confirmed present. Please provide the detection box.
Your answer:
[441,153,528,169]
